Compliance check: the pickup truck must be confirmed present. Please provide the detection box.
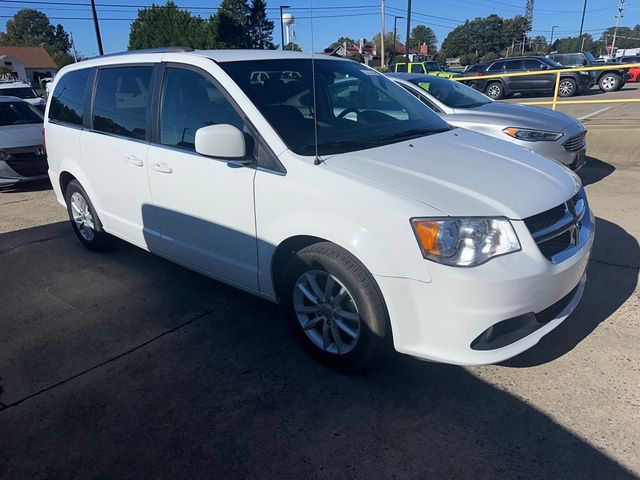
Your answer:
[548,52,630,92]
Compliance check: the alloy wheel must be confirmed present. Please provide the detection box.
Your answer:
[486,84,501,98]
[70,192,95,241]
[601,75,617,90]
[293,270,361,355]
[559,80,574,96]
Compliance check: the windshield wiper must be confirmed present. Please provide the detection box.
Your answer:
[376,127,446,143]
[302,138,375,154]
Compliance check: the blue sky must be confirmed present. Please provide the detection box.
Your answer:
[1,0,639,57]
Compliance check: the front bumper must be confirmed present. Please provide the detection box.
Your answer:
[377,209,595,365]
[0,146,49,185]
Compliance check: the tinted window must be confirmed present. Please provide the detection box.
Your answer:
[487,61,505,72]
[395,63,407,73]
[49,68,90,126]
[524,59,545,70]
[0,87,38,99]
[410,64,424,73]
[0,101,43,126]
[220,59,449,156]
[159,67,244,151]
[92,66,152,140]
[505,60,522,71]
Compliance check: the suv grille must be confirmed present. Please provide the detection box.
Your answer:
[524,190,587,262]
[563,131,587,152]
[3,145,48,177]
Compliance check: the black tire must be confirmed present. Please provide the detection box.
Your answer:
[64,179,113,251]
[280,242,390,371]
[484,82,504,100]
[598,72,621,92]
[558,77,578,97]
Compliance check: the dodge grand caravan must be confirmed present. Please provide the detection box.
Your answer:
[45,49,595,370]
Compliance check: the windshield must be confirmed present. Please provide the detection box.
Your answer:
[411,76,491,108]
[0,101,43,126]
[425,62,440,72]
[0,87,39,99]
[219,59,449,156]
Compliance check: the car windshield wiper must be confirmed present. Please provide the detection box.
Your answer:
[376,127,446,143]
[301,138,375,154]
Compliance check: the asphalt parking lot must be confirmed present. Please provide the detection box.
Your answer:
[1,114,639,477]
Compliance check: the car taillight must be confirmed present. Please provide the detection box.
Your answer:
[476,72,485,76]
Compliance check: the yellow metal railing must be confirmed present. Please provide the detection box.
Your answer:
[456,62,640,110]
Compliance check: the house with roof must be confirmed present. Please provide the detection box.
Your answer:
[0,46,58,86]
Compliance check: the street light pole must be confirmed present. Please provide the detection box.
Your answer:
[279,5,290,50]
[90,0,103,56]
[405,0,412,60]
[380,0,385,68]
[392,15,404,65]
[550,25,558,50]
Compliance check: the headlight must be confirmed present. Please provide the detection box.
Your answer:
[0,150,10,161]
[502,127,563,142]
[411,217,521,267]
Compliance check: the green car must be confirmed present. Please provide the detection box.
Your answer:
[391,61,461,79]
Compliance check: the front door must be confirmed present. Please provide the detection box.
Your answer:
[145,65,258,291]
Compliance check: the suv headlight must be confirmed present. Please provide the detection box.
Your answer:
[502,127,563,142]
[411,217,521,267]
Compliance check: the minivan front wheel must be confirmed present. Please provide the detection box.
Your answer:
[281,242,389,371]
[65,180,113,251]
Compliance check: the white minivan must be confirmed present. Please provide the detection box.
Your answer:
[45,49,594,370]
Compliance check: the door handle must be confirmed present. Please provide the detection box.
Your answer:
[151,162,173,174]
[124,155,143,167]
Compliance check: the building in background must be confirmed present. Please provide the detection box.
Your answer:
[0,46,58,86]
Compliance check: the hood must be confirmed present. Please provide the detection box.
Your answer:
[450,102,580,132]
[322,129,579,220]
[0,124,43,149]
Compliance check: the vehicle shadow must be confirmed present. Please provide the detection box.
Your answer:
[0,216,637,478]
[503,216,639,367]
[0,178,52,193]
[579,156,616,186]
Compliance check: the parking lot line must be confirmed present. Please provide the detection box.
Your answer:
[579,106,616,121]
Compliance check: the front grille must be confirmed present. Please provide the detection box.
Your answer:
[524,189,587,262]
[563,131,587,152]
[3,145,48,177]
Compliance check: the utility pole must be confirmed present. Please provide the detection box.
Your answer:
[70,32,78,62]
[380,0,385,67]
[521,32,526,54]
[611,0,626,55]
[550,25,558,50]
[577,0,587,51]
[392,15,404,65]
[90,0,103,55]
[279,5,290,50]
[405,0,412,60]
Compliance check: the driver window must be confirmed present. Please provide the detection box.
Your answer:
[159,67,244,151]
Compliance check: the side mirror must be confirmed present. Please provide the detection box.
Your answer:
[195,124,247,160]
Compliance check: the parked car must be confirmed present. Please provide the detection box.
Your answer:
[0,80,46,109]
[548,52,629,92]
[470,56,594,99]
[616,56,640,83]
[388,73,587,170]
[0,96,48,187]
[391,60,461,78]
[45,49,594,370]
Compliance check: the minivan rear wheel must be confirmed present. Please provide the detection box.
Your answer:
[65,180,113,251]
[281,242,390,371]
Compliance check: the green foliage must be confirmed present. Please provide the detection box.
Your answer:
[480,51,499,63]
[0,8,73,67]
[598,25,640,50]
[283,42,301,52]
[441,14,530,59]
[372,31,399,65]
[551,34,596,54]
[459,53,478,65]
[128,0,274,50]
[410,25,437,52]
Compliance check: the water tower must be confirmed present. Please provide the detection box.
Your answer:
[282,12,295,46]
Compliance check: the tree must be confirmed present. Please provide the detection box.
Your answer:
[128,1,215,50]
[552,34,596,54]
[529,35,548,54]
[372,31,399,65]
[211,0,250,48]
[247,0,275,49]
[0,9,73,68]
[283,42,301,51]
[599,25,640,51]
[410,25,437,53]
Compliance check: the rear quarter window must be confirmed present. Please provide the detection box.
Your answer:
[49,68,91,126]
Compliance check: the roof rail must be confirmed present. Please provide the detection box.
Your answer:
[88,46,194,60]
